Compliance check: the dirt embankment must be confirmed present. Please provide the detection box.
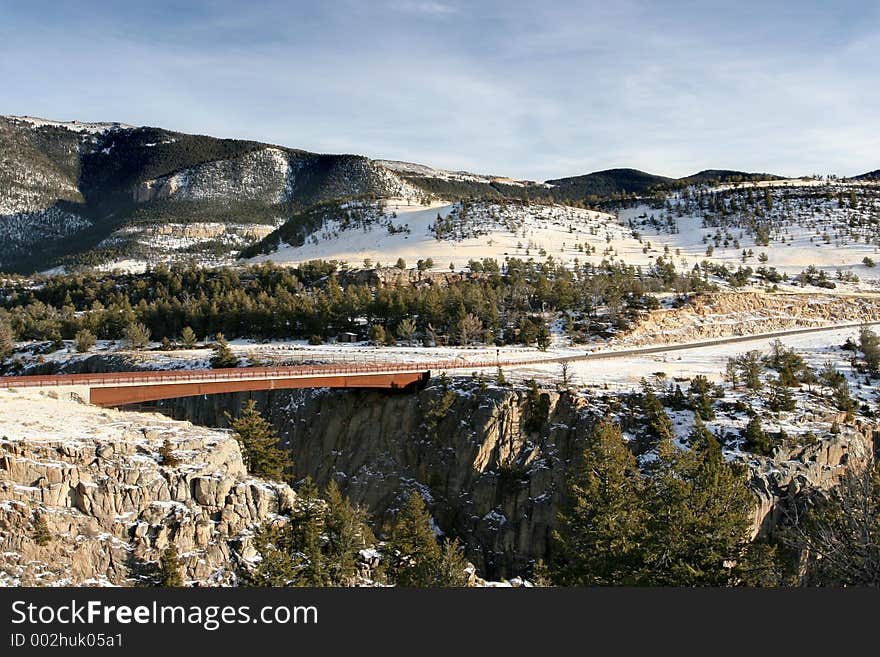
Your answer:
[622,292,880,346]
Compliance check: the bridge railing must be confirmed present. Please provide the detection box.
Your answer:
[0,356,559,390]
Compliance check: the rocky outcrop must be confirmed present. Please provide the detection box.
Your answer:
[156,385,588,579]
[341,267,491,289]
[746,421,875,536]
[622,292,880,346]
[155,381,878,580]
[0,389,296,586]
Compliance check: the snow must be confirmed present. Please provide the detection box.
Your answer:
[510,325,865,389]
[376,160,549,187]
[249,198,634,270]
[245,181,880,291]
[5,115,134,134]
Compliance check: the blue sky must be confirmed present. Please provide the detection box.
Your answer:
[1,0,878,180]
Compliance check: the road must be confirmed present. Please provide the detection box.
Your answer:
[0,319,874,404]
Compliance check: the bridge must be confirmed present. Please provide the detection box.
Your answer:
[0,364,436,407]
[1,318,876,407]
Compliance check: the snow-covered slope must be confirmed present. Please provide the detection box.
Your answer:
[247,179,880,290]
[6,115,134,134]
[248,198,639,270]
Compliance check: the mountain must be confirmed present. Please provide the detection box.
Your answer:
[0,114,791,274]
[0,116,425,273]
[852,169,880,181]
[545,168,672,198]
[678,169,784,185]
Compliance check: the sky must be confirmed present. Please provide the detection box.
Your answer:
[1,0,878,181]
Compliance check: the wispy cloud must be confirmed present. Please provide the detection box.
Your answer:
[1,0,877,179]
[388,1,459,16]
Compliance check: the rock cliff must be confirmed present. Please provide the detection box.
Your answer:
[155,381,877,579]
[622,292,880,346]
[0,389,296,586]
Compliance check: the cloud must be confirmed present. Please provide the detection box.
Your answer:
[389,1,459,16]
[1,1,877,180]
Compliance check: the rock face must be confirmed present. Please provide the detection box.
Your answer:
[155,382,878,580]
[622,292,880,346]
[0,389,295,586]
[746,419,876,536]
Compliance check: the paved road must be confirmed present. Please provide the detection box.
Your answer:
[550,320,880,365]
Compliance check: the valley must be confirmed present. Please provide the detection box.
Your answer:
[2,114,880,588]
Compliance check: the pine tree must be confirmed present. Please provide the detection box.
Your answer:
[640,424,755,586]
[530,559,552,587]
[241,522,300,586]
[74,328,96,353]
[289,478,330,586]
[551,420,646,585]
[767,377,796,413]
[524,379,549,432]
[32,513,52,547]
[859,326,880,375]
[742,415,773,455]
[387,492,442,587]
[496,366,508,386]
[157,544,184,586]
[642,389,675,448]
[324,480,376,585]
[181,326,198,348]
[210,332,238,368]
[432,539,471,587]
[536,322,551,351]
[0,320,12,359]
[227,399,292,482]
[553,417,759,586]
[688,375,718,420]
[123,322,151,349]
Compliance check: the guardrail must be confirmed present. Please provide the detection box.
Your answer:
[0,357,538,390]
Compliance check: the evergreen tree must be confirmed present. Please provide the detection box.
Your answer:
[536,321,551,351]
[767,377,796,412]
[530,559,552,587]
[0,320,13,359]
[157,544,184,587]
[524,379,550,432]
[742,415,773,455]
[432,539,471,587]
[551,420,646,585]
[227,399,292,482]
[642,389,675,447]
[289,478,330,586]
[859,326,880,375]
[496,366,508,386]
[640,427,755,586]
[387,492,442,587]
[181,326,198,348]
[737,351,764,391]
[74,328,96,353]
[210,332,239,368]
[241,522,300,586]
[324,480,376,585]
[32,513,52,547]
[369,324,387,344]
[554,417,759,586]
[123,321,151,349]
[688,375,719,420]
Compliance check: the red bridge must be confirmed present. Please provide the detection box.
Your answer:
[0,364,436,406]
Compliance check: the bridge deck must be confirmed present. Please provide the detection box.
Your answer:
[0,364,439,406]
